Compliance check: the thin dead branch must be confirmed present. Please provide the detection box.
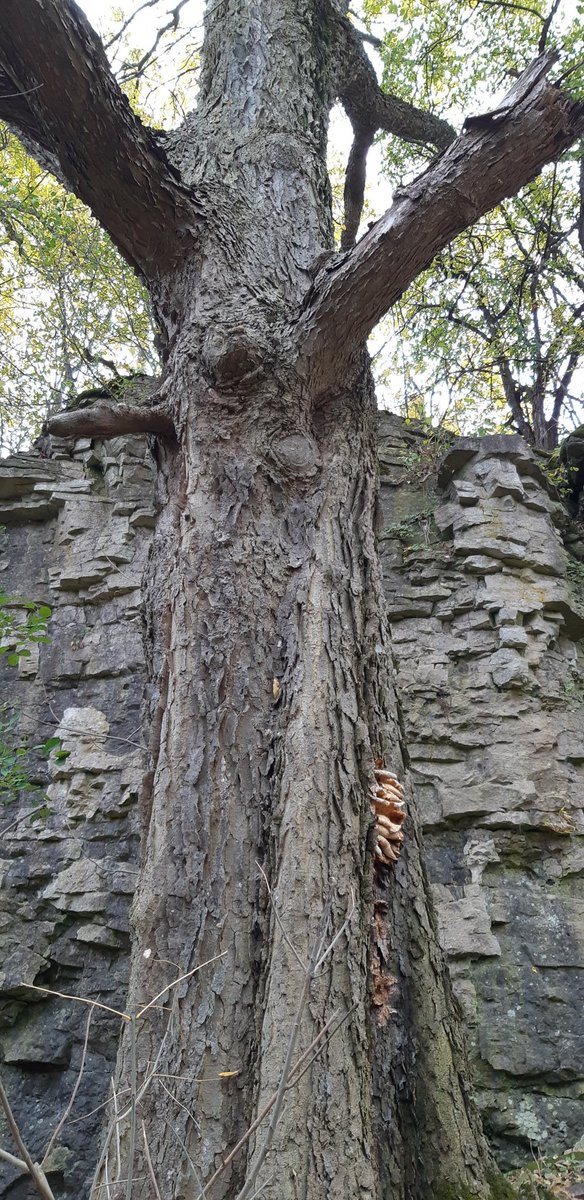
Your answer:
[233,896,354,1200]
[41,1003,96,1167]
[0,1077,57,1200]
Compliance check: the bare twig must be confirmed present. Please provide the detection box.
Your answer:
[42,1002,96,1166]
[160,1113,205,1190]
[286,1002,358,1089]
[256,862,306,970]
[246,1175,275,1200]
[136,951,227,1018]
[233,898,351,1200]
[0,1145,29,1170]
[93,1176,149,1190]
[158,1079,200,1131]
[25,951,226,1023]
[103,1152,112,1200]
[26,984,128,1020]
[112,1079,122,1180]
[0,1077,56,1200]
[193,1005,346,1200]
[125,1017,137,1200]
[314,890,355,972]
[89,1095,122,1196]
[142,1120,163,1200]
[66,1084,131,1126]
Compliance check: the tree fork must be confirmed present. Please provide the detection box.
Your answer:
[297,52,584,395]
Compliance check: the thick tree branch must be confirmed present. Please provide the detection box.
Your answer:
[0,67,66,181]
[332,13,456,248]
[296,53,584,396]
[334,15,456,152]
[46,401,176,440]
[0,0,201,281]
[340,127,375,250]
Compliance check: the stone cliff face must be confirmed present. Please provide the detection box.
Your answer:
[0,434,154,1196]
[377,415,584,1166]
[0,417,583,1195]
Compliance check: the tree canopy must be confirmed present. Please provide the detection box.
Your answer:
[363,0,584,448]
[0,0,583,451]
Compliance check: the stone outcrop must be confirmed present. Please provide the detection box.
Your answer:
[378,415,584,1167]
[0,416,582,1195]
[0,435,154,1197]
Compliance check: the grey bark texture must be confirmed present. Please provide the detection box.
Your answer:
[1,3,584,1198]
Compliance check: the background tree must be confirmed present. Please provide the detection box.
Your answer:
[362,0,584,448]
[0,130,156,453]
[380,167,584,448]
[0,3,583,1199]
[0,4,200,453]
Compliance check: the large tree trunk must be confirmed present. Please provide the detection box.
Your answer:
[81,5,497,1195]
[92,363,492,1200]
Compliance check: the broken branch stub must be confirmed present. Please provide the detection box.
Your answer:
[46,402,176,441]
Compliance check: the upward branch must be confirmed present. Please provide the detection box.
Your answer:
[334,15,456,152]
[296,52,584,395]
[0,0,202,281]
[333,14,456,249]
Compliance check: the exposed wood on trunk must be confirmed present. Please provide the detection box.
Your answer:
[297,52,584,395]
[0,0,202,279]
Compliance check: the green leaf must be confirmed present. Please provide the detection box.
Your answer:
[42,737,62,753]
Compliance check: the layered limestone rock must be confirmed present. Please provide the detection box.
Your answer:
[378,414,584,1166]
[0,416,582,1196]
[0,434,154,1197]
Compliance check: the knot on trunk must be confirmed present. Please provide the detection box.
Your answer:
[270,432,321,478]
[203,326,267,389]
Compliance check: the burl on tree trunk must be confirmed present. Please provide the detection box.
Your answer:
[1,2,583,1198]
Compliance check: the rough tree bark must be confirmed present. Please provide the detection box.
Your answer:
[1,4,583,1199]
